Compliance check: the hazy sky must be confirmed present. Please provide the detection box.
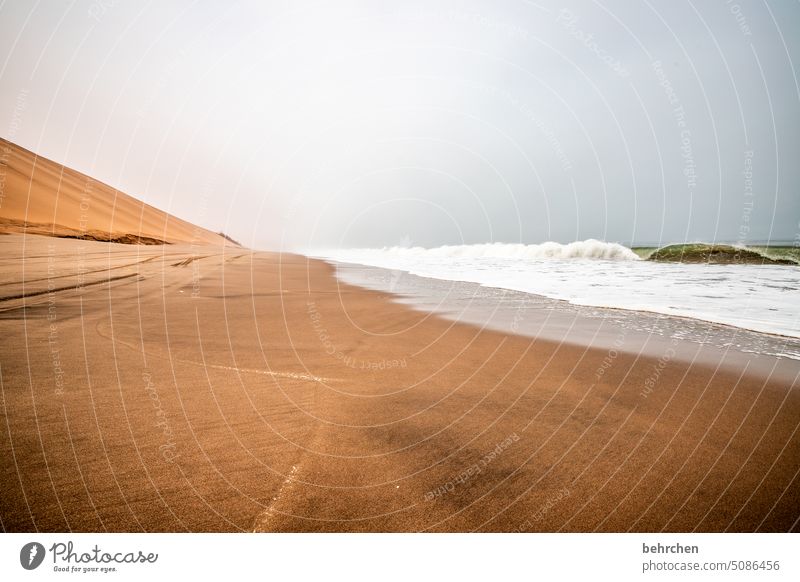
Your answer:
[1,0,798,250]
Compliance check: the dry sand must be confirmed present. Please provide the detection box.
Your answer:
[0,138,229,245]
[1,232,798,532]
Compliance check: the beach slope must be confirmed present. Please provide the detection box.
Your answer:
[0,233,797,532]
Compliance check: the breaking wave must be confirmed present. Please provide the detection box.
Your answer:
[346,240,640,261]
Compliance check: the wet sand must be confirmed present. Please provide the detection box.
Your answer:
[331,262,800,384]
[1,233,798,532]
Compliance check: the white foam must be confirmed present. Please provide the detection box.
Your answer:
[338,240,640,261]
[313,242,800,340]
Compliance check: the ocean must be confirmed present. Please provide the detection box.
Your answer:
[313,241,800,362]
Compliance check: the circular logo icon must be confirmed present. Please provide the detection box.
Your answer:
[20,542,46,570]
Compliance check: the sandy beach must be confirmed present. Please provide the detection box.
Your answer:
[1,231,798,532]
[4,5,800,580]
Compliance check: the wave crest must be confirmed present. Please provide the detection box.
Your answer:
[360,240,640,261]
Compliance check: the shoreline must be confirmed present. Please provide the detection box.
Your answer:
[327,260,800,385]
[1,234,798,532]
[313,249,800,340]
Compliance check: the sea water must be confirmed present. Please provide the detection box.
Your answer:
[313,241,800,340]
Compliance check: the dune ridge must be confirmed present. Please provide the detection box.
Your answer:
[0,138,232,246]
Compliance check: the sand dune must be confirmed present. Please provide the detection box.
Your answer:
[0,138,231,245]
